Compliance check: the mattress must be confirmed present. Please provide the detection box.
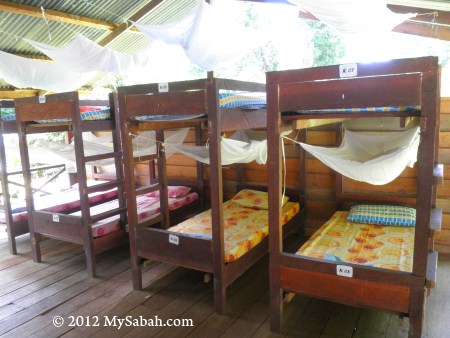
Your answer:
[0,180,118,224]
[292,105,420,114]
[167,200,300,263]
[297,211,414,272]
[70,192,199,237]
[0,106,110,122]
[131,92,267,122]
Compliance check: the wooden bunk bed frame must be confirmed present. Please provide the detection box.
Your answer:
[1,100,74,255]
[267,56,442,337]
[14,92,127,277]
[116,77,304,314]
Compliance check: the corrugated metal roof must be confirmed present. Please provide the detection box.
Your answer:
[0,0,197,91]
[0,0,449,93]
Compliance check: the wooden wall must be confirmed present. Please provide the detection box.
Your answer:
[138,97,450,253]
[437,97,450,253]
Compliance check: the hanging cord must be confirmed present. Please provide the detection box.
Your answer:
[128,132,165,162]
[40,6,52,41]
[411,11,440,32]
[0,29,20,43]
[82,0,132,24]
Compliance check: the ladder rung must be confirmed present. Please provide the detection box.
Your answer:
[84,179,124,194]
[136,183,161,196]
[91,206,127,223]
[83,151,122,163]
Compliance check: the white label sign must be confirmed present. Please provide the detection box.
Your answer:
[169,234,179,245]
[337,265,353,278]
[158,82,169,93]
[39,95,46,104]
[339,63,357,78]
[52,214,60,223]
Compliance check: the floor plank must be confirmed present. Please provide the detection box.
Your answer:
[0,236,449,337]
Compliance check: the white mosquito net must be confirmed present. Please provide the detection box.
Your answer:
[287,126,420,185]
[134,1,265,71]
[168,130,268,165]
[286,0,413,35]
[21,128,190,173]
[25,34,151,75]
[0,50,94,92]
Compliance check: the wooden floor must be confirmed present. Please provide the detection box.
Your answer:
[0,234,448,338]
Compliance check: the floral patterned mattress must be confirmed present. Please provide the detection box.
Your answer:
[297,211,414,272]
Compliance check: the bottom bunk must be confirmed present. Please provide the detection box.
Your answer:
[32,186,200,273]
[272,206,437,338]
[132,189,304,312]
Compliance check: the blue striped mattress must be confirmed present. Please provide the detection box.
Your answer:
[294,106,420,114]
[0,106,111,123]
[131,92,267,122]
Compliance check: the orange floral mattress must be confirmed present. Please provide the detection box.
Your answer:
[297,211,414,272]
[168,200,300,263]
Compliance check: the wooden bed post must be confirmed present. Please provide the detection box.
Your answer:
[71,93,96,277]
[0,124,15,255]
[15,106,41,263]
[156,129,170,229]
[207,77,226,314]
[267,71,284,332]
[195,123,205,209]
[409,287,426,338]
[116,90,143,289]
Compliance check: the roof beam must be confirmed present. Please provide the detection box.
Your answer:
[0,88,40,99]
[388,5,450,41]
[0,0,118,30]
[98,0,165,46]
[296,6,450,41]
[242,0,450,41]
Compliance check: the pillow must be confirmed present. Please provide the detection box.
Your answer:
[231,189,289,210]
[347,205,416,227]
[145,186,191,198]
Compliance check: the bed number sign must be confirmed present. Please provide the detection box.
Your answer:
[39,95,46,104]
[169,234,179,245]
[52,214,60,223]
[339,63,357,78]
[158,82,169,93]
[336,265,353,278]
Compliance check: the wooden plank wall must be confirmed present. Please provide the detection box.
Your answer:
[135,98,450,253]
[437,97,450,253]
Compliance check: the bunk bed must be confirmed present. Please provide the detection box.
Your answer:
[14,92,128,277]
[116,77,304,314]
[266,56,441,338]
[0,100,104,255]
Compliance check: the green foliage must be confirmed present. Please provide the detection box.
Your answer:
[307,21,345,67]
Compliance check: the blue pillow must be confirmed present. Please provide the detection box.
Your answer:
[347,205,416,227]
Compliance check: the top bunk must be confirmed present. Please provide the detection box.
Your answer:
[13,92,113,133]
[266,56,439,130]
[116,77,266,132]
[0,100,17,134]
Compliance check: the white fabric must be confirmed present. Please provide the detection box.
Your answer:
[286,0,413,35]
[168,130,267,165]
[25,34,151,74]
[22,128,190,173]
[134,1,265,71]
[292,127,420,185]
[0,50,94,92]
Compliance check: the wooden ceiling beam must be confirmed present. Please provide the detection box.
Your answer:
[242,0,450,41]
[0,88,40,99]
[296,6,450,41]
[0,0,118,30]
[98,0,165,46]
